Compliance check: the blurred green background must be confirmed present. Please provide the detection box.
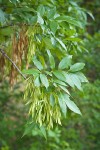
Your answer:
[0,0,100,150]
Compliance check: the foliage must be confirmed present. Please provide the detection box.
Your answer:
[62,80,100,150]
[0,0,89,129]
[0,81,73,150]
[0,0,100,150]
[0,80,100,150]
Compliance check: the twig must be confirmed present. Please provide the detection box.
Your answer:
[0,48,26,79]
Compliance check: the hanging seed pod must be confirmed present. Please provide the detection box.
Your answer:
[24,77,62,129]
[10,26,28,85]
[0,55,5,76]
[26,27,36,66]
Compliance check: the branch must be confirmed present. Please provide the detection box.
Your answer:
[0,48,26,79]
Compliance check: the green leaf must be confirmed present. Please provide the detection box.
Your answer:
[44,38,53,49]
[69,73,82,91]
[63,94,81,115]
[40,74,49,88]
[58,55,72,69]
[54,79,67,86]
[37,14,44,24]
[65,37,81,42]
[0,27,13,36]
[53,70,66,82]
[58,85,70,95]
[63,72,83,90]
[22,69,40,76]
[34,76,40,87]
[87,11,95,20]
[50,21,58,34]
[47,50,55,69]
[30,16,37,24]
[50,94,55,107]
[56,38,67,51]
[76,72,88,83]
[9,0,18,5]
[62,72,75,88]
[22,123,35,137]
[58,92,67,117]
[45,71,52,76]
[33,57,43,70]
[47,7,56,19]
[39,126,47,139]
[55,15,82,28]
[51,36,56,46]
[0,9,6,24]
[70,63,85,72]
[39,56,46,68]
[37,5,45,16]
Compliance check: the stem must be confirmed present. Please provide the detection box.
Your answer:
[0,48,26,79]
